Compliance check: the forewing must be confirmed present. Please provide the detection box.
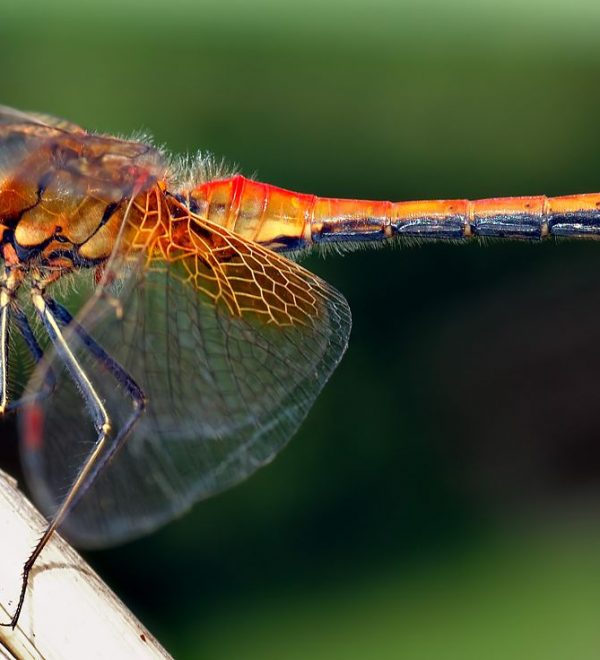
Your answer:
[0,105,165,213]
[0,105,87,132]
[19,218,351,548]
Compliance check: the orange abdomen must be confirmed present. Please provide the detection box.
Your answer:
[188,175,600,252]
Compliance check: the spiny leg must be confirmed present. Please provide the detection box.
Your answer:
[5,306,57,412]
[1,286,112,629]
[7,294,127,412]
[0,269,24,414]
[0,282,9,415]
[0,266,56,413]
[1,289,145,629]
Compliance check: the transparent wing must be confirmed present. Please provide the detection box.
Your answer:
[0,105,87,132]
[0,105,165,215]
[19,217,351,548]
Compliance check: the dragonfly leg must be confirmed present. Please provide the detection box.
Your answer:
[1,287,112,629]
[0,268,24,414]
[4,306,57,412]
[0,283,9,415]
[1,290,146,629]
[46,297,145,403]
[0,266,55,413]
[44,296,146,499]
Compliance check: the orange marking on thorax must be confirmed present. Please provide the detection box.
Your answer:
[1,243,19,267]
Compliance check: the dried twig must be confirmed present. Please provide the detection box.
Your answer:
[0,469,171,660]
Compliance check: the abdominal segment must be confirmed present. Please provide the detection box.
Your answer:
[188,176,600,254]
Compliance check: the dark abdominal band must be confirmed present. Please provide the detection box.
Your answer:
[308,209,600,244]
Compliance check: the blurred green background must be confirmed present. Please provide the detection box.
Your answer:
[3,0,600,657]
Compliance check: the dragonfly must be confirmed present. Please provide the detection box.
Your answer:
[1,105,600,628]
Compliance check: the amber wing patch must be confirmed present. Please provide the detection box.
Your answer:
[149,203,328,328]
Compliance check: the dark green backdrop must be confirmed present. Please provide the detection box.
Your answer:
[2,1,600,657]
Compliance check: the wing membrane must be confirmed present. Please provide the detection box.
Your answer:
[0,106,165,215]
[0,105,87,132]
[20,219,351,547]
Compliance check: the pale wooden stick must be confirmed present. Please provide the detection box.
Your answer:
[0,469,172,660]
